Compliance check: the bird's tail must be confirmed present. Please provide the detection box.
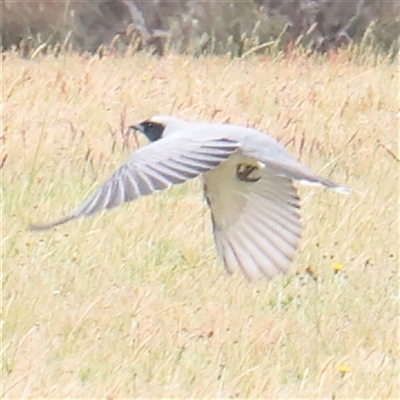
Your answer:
[264,159,351,194]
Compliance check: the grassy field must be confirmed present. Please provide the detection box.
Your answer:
[2,49,398,398]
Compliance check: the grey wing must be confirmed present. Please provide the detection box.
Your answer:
[204,157,302,281]
[30,135,239,230]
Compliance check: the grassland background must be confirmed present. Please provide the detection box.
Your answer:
[2,49,398,397]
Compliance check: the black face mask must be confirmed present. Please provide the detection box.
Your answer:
[139,121,165,142]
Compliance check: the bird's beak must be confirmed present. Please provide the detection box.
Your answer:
[129,123,143,133]
[127,123,142,148]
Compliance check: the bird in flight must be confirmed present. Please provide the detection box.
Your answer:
[31,115,349,281]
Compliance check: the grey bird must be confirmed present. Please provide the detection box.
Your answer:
[31,115,349,281]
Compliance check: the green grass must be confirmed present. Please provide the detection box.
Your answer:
[2,50,398,398]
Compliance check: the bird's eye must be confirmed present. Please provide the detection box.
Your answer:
[147,122,154,128]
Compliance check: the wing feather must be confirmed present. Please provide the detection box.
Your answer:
[228,225,281,279]
[122,173,141,201]
[224,229,261,281]
[204,155,302,280]
[30,136,238,230]
[218,238,241,275]
[247,196,302,240]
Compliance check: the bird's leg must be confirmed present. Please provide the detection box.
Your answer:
[236,163,261,182]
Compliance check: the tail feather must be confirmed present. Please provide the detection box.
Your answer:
[264,159,350,194]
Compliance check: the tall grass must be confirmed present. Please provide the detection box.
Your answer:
[2,49,398,397]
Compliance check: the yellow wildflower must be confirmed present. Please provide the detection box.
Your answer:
[332,262,343,273]
[336,364,350,374]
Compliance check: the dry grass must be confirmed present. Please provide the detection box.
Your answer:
[2,49,398,398]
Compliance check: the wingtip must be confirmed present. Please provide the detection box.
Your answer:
[29,214,76,231]
[29,222,54,231]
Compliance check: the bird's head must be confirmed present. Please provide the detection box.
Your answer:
[130,117,166,142]
[130,115,190,142]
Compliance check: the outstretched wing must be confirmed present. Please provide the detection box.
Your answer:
[204,154,302,281]
[31,135,239,230]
